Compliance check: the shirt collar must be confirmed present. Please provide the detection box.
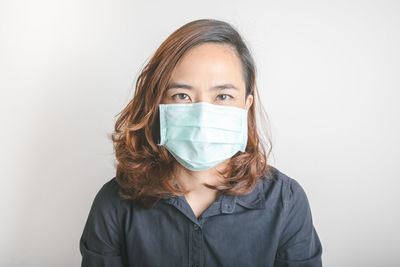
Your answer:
[160,176,266,210]
[234,177,266,210]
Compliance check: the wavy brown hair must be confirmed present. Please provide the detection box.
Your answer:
[110,19,273,209]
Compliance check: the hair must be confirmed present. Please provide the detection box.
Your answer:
[110,19,273,209]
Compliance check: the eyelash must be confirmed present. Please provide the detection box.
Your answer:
[171,93,233,101]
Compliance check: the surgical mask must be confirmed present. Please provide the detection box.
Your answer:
[157,101,248,171]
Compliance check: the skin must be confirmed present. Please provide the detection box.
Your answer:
[160,42,253,218]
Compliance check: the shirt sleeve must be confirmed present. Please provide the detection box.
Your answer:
[79,179,124,267]
[274,178,323,267]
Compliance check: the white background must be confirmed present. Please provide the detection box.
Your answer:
[1,0,399,266]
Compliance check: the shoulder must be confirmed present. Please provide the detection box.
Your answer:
[80,177,127,258]
[262,167,323,264]
[88,177,128,220]
[93,177,122,205]
[260,165,310,210]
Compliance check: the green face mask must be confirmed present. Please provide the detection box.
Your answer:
[157,101,248,171]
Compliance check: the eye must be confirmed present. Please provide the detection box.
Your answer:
[171,93,190,101]
[216,94,233,101]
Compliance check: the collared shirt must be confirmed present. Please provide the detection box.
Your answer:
[79,166,323,267]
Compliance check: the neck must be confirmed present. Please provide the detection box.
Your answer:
[174,159,229,194]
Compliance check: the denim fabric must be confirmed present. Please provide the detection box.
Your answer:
[80,166,322,267]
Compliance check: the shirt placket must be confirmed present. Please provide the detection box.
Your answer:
[190,221,202,267]
[161,193,237,267]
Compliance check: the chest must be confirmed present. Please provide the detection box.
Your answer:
[121,201,284,267]
[184,193,219,219]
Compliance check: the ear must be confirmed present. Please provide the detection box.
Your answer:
[245,94,253,110]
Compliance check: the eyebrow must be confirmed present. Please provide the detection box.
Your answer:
[166,82,239,91]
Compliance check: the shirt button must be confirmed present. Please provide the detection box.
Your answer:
[192,264,198,267]
[194,224,199,230]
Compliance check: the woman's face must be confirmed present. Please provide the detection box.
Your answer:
[161,43,253,110]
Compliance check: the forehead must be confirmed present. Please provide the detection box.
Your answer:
[169,43,245,89]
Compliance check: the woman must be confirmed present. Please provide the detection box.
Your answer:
[80,19,322,267]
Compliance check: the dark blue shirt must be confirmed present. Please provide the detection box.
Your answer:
[79,166,322,267]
